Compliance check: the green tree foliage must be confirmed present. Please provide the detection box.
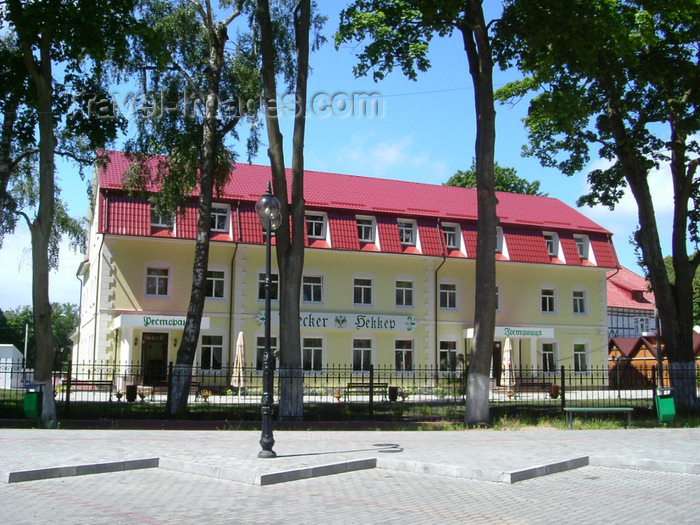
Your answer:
[497,0,699,408]
[0,303,78,370]
[1,0,138,426]
[664,256,700,327]
[337,0,498,425]
[445,159,545,195]
[124,0,262,416]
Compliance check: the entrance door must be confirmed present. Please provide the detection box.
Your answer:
[142,332,168,385]
[491,341,503,386]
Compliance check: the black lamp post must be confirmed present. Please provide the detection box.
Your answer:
[256,181,281,458]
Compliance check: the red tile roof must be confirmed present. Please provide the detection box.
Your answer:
[97,150,618,267]
[607,267,655,311]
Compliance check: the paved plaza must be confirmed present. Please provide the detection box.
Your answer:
[1,427,698,524]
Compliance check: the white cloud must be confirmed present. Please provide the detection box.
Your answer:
[337,133,450,183]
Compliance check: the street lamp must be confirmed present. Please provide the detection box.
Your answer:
[256,181,281,458]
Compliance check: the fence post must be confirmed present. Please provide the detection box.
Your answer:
[560,365,566,409]
[64,360,73,417]
[368,364,375,419]
[165,361,173,416]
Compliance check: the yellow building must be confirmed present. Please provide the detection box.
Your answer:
[75,151,618,390]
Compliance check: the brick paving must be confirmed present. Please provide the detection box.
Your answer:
[1,427,698,524]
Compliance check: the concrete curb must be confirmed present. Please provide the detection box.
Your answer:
[2,458,159,484]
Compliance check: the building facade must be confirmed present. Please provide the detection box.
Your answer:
[607,266,656,339]
[75,151,619,389]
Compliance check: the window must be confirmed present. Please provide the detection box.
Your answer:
[496,226,507,256]
[258,272,279,301]
[635,316,652,335]
[544,232,558,257]
[210,205,229,232]
[573,290,586,314]
[352,338,372,372]
[395,280,414,307]
[302,337,323,371]
[151,207,172,228]
[442,224,458,249]
[146,267,169,297]
[201,335,223,370]
[495,284,502,311]
[394,339,414,372]
[541,288,556,313]
[439,340,458,371]
[256,336,278,370]
[439,283,457,309]
[206,270,225,299]
[573,343,588,373]
[398,220,416,245]
[357,217,375,243]
[303,275,323,303]
[542,342,556,373]
[353,278,373,306]
[306,213,326,239]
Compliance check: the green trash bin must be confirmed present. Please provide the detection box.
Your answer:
[24,384,43,419]
[655,387,675,424]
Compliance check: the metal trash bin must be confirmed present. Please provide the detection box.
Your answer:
[23,383,44,419]
[655,387,675,424]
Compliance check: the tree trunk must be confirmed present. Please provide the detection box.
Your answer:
[20,30,58,428]
[168,22,227,416]
[256,0,311,420]
[460,2,498,426]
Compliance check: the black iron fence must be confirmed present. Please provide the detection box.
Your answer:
[1,361,697,420]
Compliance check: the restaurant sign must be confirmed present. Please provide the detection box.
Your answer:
[464,326,554,339]
[113,314,211,330]
[260,311,417,332]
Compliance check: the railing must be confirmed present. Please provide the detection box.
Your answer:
[1,361,697,420]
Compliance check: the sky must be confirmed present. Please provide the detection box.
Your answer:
[0,3,678,311]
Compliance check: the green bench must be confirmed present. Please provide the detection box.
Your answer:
[563,407,633,429]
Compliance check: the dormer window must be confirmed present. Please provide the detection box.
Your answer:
[357,216,376,243]
[306,212,326,239]
[210,205,230,232]
[398,220,416,245]
[574,235,588,258]
[442,224,458,249]
[543,232,559,257]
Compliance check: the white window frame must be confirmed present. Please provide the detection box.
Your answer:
[151,204,173,229]
[573,341,590,374]
[258,271,279,302]
[356,216,376,244]
[210,205,230,233]
[200,333,224,372]
[439,281,458,310]
[353,276,374,306]
[302,336,324,372]
[394,339,414,373]
[442,223,460,250]
[352,337,373,373]
[541,341,558,374]
[302,274,324,304]
[496,227,509,258]
[145,263,171,298]
[495,282,502,312]
[395,279,415,308]
[543,232,559,257]
[205,268,226,300]
[305,212,327,240]
[398,219,417,246]
[573,234,596,264]
[541,287,557,314]
[572,289,587,315]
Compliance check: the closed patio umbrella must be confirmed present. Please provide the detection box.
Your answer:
[231,331,246,395]
[502,337,515,389]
